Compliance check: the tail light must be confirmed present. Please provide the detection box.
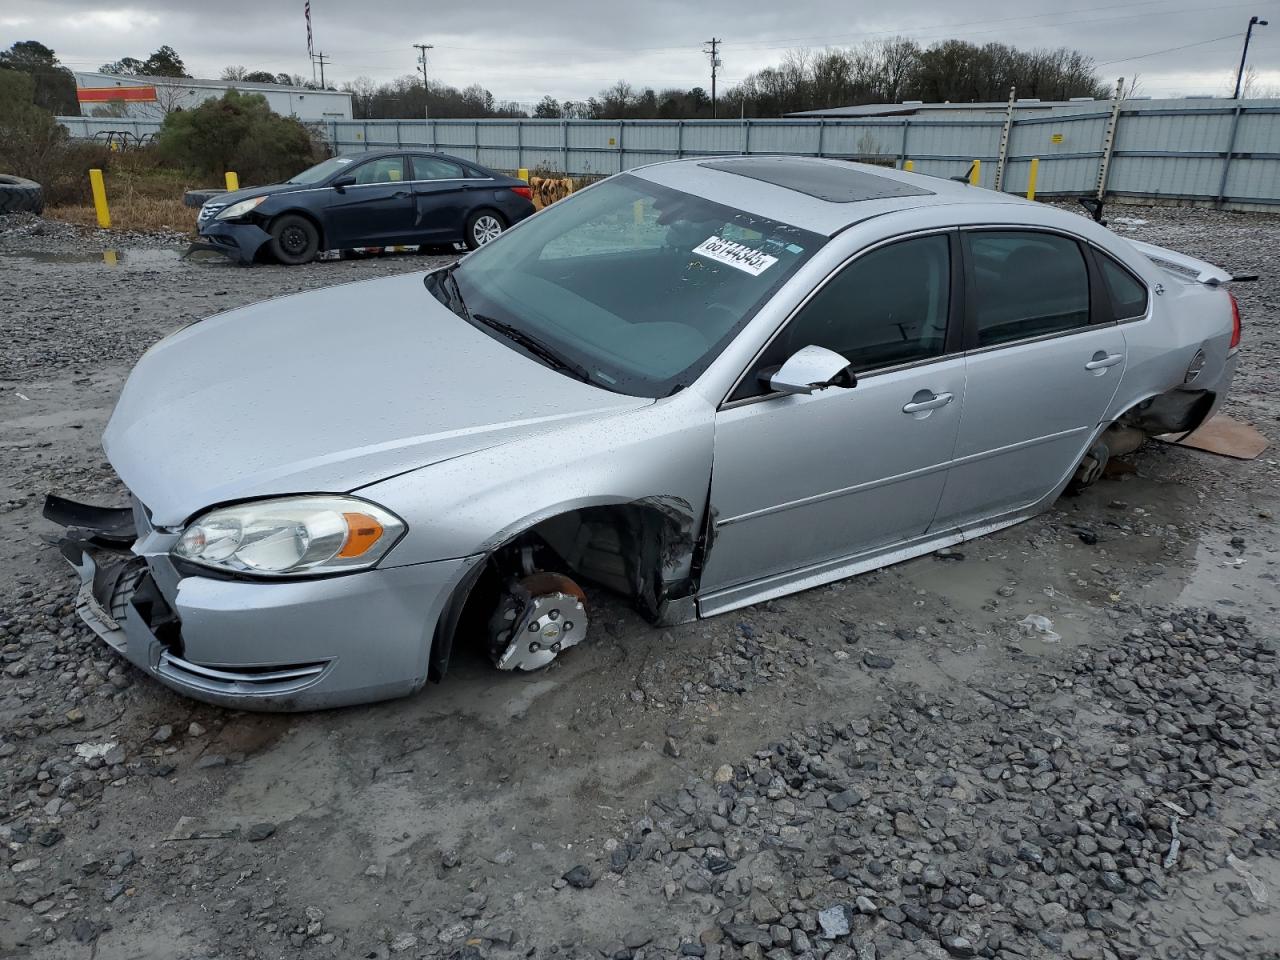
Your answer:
[510,186,532,199]
[1228,291,1242,350]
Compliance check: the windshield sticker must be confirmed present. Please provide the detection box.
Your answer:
[334,157,354,164]
[693,235,779,276]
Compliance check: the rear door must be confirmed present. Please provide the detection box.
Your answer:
[408,155,474,242]
[700,232,966,599]
[931,229,1127,529]
[325,155,415,248]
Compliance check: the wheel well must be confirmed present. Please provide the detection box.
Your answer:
[267,209,325,248]
[469,206,506,227]
[428,500,699,682]
[1118,388,1217,436]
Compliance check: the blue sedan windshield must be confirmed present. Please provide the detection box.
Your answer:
[444,174,823,397]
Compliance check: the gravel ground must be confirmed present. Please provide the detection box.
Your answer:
[1,206,1278,960]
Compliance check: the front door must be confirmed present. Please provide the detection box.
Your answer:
[325,155,415,248]
[700,232,965,599]
[932,229,1127,528]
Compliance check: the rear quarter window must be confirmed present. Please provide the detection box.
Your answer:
[1096,250,1150,320]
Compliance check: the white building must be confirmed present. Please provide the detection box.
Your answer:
[72,71,353,121]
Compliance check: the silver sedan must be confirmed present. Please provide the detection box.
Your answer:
[49,156,1241,710]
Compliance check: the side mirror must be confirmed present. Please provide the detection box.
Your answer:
[332,174,356,192]
[764,345,857,395]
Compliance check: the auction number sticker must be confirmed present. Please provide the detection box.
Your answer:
[693,235,778,276]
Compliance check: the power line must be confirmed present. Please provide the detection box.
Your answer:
[1097,31,1245,66]
[312,51,330,88]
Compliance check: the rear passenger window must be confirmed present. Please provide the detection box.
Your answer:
[412,157,466,180]
[967,231,1090,347]
[1097,251,1149,319]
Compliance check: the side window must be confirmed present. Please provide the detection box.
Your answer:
[351,157,406,185]
[967,231,1090,347]
[739,234,950,400]
[411,157,466,180]
[1096,250,1149,319]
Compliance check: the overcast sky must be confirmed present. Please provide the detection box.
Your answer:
[3,0,1277,107]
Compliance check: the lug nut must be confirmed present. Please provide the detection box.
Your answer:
[549,609,560,620]
[563,621,574,632]
[529,641,541,653]
[527,621,540,632]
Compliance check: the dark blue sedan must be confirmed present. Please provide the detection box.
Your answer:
[195,150,537,265]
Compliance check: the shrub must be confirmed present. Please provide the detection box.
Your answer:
[155,89,321,185]
[0,67,69,183]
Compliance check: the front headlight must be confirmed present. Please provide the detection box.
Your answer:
[215,196,267,220]
[172,496,405,577]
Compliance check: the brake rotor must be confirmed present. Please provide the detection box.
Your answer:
[488,572,589,671]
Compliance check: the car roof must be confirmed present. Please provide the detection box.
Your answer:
[631,155,1030,237]
[336,148,488,168]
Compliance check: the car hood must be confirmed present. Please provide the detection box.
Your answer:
[104,273,650,527]
[209,182,304,207]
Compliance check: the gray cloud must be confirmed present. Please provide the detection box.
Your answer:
[4,0,1277,106]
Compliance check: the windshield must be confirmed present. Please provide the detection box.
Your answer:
[286,155,359,184]
[439,174,823,397]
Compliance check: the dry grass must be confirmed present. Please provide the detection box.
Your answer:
[46,197,196,235]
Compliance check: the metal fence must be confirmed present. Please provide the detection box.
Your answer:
[58,99,1280,210]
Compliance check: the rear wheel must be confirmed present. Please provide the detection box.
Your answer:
[465,209,505,250]
[268,214,320,265]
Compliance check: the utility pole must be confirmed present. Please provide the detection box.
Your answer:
[1233,15,1270,100]
[313,52,330,88]
[413,43,434,119]
[703,38,722,119]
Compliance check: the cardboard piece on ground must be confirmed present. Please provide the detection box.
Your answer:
[1158,415,1268,460]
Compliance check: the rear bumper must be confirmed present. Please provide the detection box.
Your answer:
[47,496,480,711]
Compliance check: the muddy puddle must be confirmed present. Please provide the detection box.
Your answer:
[0,247,218,267]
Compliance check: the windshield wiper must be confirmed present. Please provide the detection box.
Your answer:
[471,313,595,385]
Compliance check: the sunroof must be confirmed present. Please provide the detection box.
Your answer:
[701,157,934,202]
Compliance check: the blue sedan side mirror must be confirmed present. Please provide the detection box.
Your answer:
[332,175,356,192]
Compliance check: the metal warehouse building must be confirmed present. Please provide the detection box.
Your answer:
[71,71,353,121]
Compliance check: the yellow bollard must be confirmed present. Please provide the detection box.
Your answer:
[1026,157,1040,201]
[517,168,529,182]
[969,159,981,186]
[89,169,110,229]
[903,160,914,172]
[225,171,240,192]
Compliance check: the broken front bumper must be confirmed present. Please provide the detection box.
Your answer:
[190,220,272,265]
[44,494,479,711]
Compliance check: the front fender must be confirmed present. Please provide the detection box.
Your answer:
[362,391,715,570]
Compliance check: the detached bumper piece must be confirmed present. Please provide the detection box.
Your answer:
[190,221,273,265]
[44,494,331,709]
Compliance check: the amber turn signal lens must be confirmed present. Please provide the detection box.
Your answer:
[337,512,385,558]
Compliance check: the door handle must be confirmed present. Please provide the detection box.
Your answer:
[902,391,953,415]
[393,190,411,198]
[1085,352,1123,370]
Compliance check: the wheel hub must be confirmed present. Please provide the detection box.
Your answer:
[489,572,588,671]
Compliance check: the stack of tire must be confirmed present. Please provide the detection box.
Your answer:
[0,175,44,215]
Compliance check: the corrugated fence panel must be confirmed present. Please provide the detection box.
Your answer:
[1108,155,1226,198]
[1234,109,1280,154]
[1224,158,1280,202]
[903,121,1002,165]
[52,108,1280,207]
[815,121,901,159]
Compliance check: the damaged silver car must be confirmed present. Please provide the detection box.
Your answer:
[48,156,1242,710]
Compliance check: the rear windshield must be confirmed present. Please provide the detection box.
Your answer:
[443,174,823,397]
